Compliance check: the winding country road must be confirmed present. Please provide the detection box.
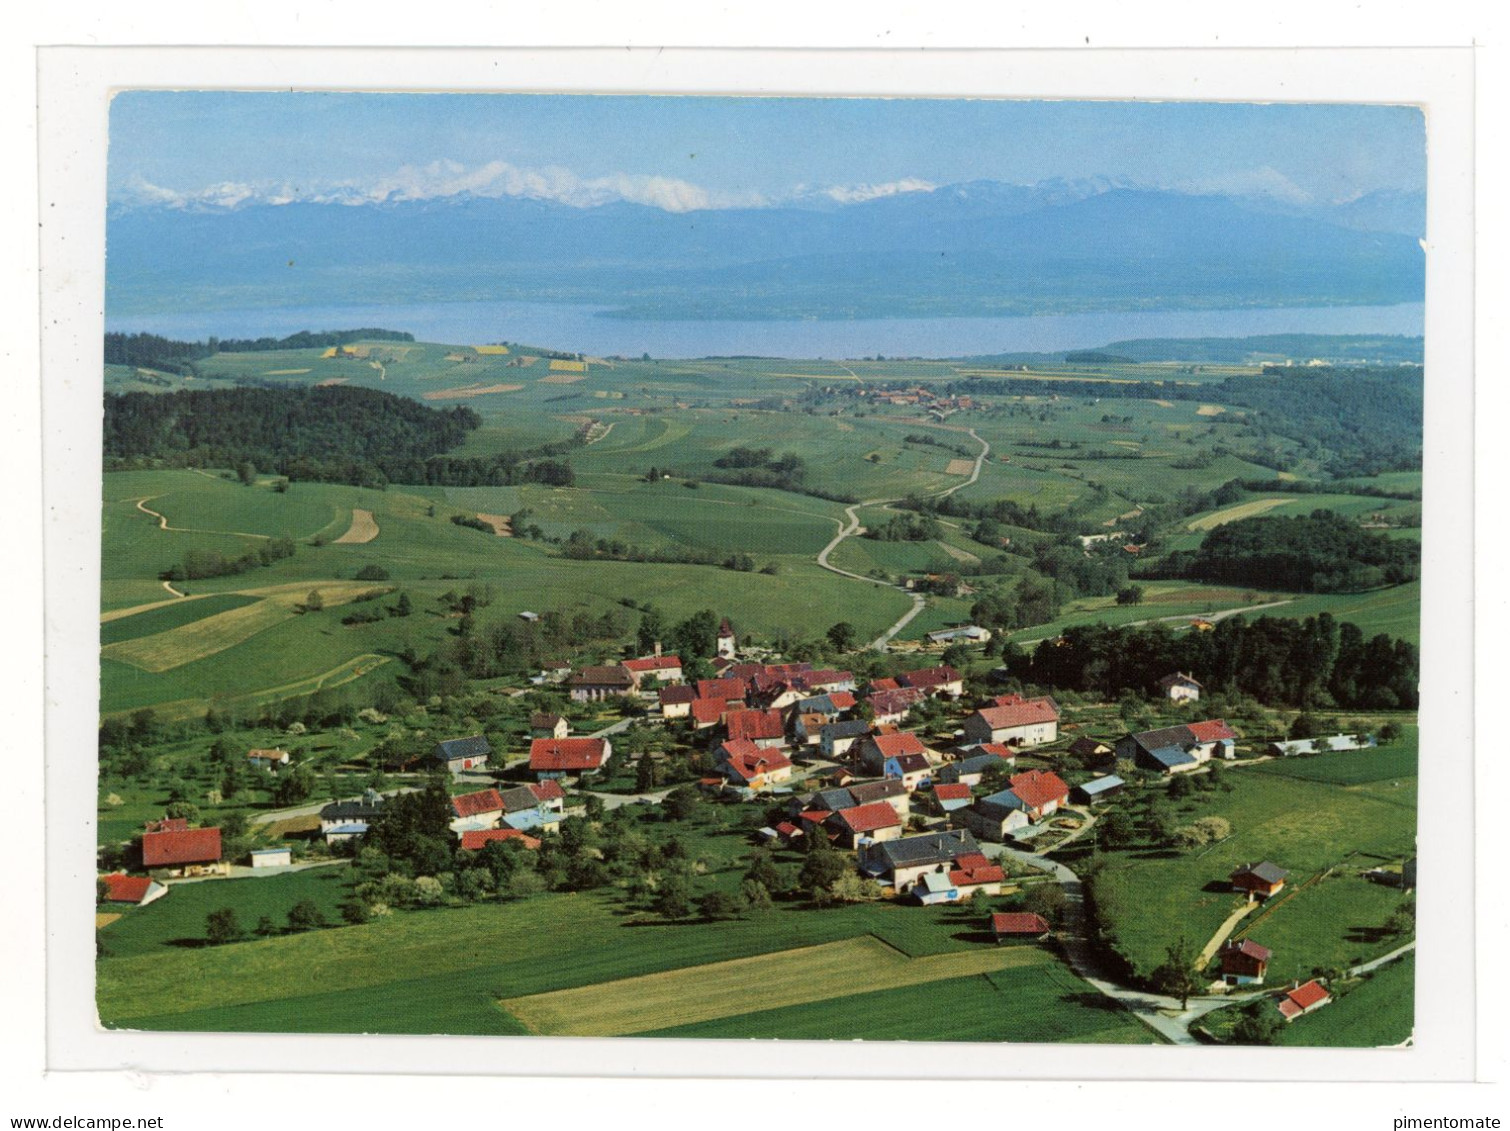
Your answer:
[814,427,992,651]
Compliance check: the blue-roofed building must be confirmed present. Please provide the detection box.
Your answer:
[503,808,561,834]
[1139,745,1199,774]
[434,734,492,774]
[914,871,961,904]
[937,750,1015,787]
[1072,774,1127,805]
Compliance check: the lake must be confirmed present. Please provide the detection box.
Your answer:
[107,300,1425,359]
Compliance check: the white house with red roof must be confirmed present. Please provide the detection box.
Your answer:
[140,826,226,878]
[725,707,787,750]
[714,738,794,792]
[99,873,168,907]
[658,684,697,719]
[962,694,1060,747]
[688,697,727,729]
[449,787,507,834]
[948,853,1006,897]
[529,737,611,780]
[1276,979,1332,1021]
[624,653,684,684]
[825,801,905,849]
[896,665,965,698]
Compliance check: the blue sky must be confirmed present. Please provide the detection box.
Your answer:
[109,92,1426,212]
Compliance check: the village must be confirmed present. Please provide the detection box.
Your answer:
[98,613,1415,1044]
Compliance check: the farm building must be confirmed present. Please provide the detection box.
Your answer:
[1067,736,1114,764]
[1218,939,1272,985]
[1276,979,1332,1021]
[1266,733,1376,757]
[247,747,291,771]
[319,789,384,842]
[961,694,1060,748]
[1231,861,1289,901]
[433,734,492,774]
[1117,719,1237,773]
[248,847,293,869]
[855,730,933,776]
[714,738,794,792]
[991,912,1051,941]
[929,782,975,814]
[859,829,981,893]
[1157,672,1203,702]
[530,713,570,739]
[529,737,611,780]
[926,625,992,646]
[915,871,963,905]
[99,873,168,907]
[937,748,1016,787]
[1072,774,1126,805]
[141,826,225,878]
[569,664,638,702]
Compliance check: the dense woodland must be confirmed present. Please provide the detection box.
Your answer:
[103,386,575,488]
[1006,614,1419,710]
[1162,510,1421,593]
[104,329,413,374]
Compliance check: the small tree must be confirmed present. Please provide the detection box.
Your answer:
[254,915,279,937]
[305,589,325,613]
[206,907,244,945]
[826,622,858,652]
[1168,773,1194,801]
[164,800,200,823]
[1151,937,1203,1009]
[1115,585,1145,607]
[286,899,326,933]
[1230,1000,1283,1045]
[653,872,693,920]
[699,890,744,921]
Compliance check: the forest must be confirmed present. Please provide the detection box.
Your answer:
[102,386,576,489]
[104,328,413,374]
[1007,613,1419,710]
[1168,510,1421,593]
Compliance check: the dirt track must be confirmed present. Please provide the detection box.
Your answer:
[334,509,379,544]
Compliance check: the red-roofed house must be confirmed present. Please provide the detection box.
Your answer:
[1185,718,1239,760]
[897,665,964,698]
[867,686,925,726]
[826,801,904,849]
[869,677,900,693]
[963,695,1060,747]
[459,828,542,852]
[624,654,684,684]
[715,738,794,791]
[725,708,787,749]
[688,697,727,730]
[1219,938,1273,985]
[99,873,168,907]
[697,677,748,705]
[855,730,932,775]
[1004,769,1070,820]
[1277,979,1332,1021]
[449,788,506,833]
[141,827,225,877]
[530,737,611,779]
[949,857,1006,897]
[992,912,1051,941]
[930,782,975,815]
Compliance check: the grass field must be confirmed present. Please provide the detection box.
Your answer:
[500,934,1047,1036]
[99,886,1147,1041]
[1276,954,1414,1047]
[1086,738,1417,979]
[1250,743,1417,785]
[100,593,262,644]
[642,954,1156,1043]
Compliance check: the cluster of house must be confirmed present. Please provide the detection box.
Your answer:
[1215,936,1335,1021]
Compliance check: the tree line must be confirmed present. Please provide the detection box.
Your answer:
[1005,613,1418,709]
[104,329,413,374]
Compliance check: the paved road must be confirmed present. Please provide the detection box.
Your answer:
[1351,939,1416,976]
[979,841,1255,1045]
[937,428,990,499]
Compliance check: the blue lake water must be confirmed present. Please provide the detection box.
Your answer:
[107,300,1424,359]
